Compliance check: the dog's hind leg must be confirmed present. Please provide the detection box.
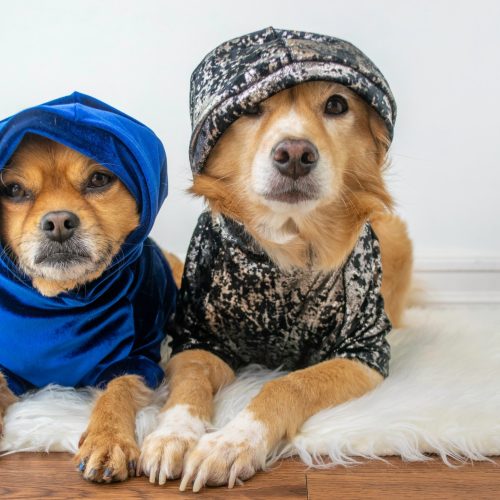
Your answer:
[371,212,413,327]
[138,349,234,484]
[75,375,152,482]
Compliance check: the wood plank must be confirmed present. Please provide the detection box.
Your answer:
[1,452,499,499]
[306,456,500,500]
[0,452,308,499]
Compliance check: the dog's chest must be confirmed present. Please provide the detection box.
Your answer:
[175,213,390,375]
[200,217,347,368]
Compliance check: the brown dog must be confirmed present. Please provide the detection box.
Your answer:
[0,135,182,482]
[139,82,413,491]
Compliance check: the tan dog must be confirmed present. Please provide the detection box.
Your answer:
[139,82,412,491]
[0,135,182,482]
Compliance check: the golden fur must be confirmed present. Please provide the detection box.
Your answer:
[0,136,181,482]
[192,82,395,272]
[0,135,139,296]
[143,82,413,491]
[163,251,184,289]
[0,373,17,436]
[75,375,153,482]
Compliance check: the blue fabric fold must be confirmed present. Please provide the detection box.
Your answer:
[0,92,176,395]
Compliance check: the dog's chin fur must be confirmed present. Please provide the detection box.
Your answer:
[191,81,393,271]
[0,135,139,297]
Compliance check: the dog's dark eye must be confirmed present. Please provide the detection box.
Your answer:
[87,172,114,189]
[243,103,263,116]
[324,95,348,115]
[3,183,28,201]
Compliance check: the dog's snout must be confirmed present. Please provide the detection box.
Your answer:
[40,211,80,243]
[272,139,319,179]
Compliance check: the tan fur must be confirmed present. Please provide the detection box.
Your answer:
[0,135,139,296]
[191,82,412,323]
[0,136,177,482]
[137,350,234,482]
[165,350,235,420]
[0,372,17,436]
[371,212,413,327]
[192,82,395,270]
[163,251,184,289]
[145,82,413,490]
[178,359,382,492]
[247,359,382,446]
[75,375,152,482]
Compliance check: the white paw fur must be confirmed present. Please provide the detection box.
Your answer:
[180,409,268,492]
[138,404,207,484]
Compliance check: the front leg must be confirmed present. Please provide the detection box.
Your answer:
[75,374,152,483]
[0,373,17,436]
[139,350,234,484]
[181,358,382,492]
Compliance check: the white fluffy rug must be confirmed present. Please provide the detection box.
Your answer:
[2,306,499,467]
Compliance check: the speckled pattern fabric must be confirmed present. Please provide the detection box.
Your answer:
[189,26,396,173]
[172,213,391,377]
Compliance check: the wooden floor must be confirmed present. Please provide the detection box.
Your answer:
[0,453,497,499]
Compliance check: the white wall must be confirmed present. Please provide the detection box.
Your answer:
[1,0,499,265]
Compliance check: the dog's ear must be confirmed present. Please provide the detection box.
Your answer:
[343,106,394,215]
[367,108,391,169]
[190,174,244,222]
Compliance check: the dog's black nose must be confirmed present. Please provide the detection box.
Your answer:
[272,139,319,179]
[40,211,80,243]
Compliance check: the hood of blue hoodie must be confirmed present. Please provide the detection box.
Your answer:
[0,92,176,394]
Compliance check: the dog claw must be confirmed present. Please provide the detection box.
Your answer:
[78,460,86,472]
[179,473,191,491]
[128,461,136,477]
[136,457,142,476]
[192,473,206,493]
[103,467,113,478]
[148,459,160,484]
[86,468,98,480]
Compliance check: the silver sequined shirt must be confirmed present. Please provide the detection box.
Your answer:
[172,213,391,377]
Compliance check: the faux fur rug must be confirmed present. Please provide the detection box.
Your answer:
[2,307,499,467]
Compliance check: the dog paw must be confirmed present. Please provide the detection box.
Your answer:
[138,404,207,484]
[75,430,139,483]
[180,410,268,492]
[139,432,198,484]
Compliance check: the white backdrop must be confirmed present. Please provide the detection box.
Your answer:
[1,0,499,261]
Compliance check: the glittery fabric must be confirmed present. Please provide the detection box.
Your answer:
[189,26,396,173]
[172,213,391,377]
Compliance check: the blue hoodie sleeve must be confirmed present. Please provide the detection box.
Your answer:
[1,365,35,396]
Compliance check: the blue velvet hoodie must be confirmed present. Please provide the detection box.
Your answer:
[0,92,176,395]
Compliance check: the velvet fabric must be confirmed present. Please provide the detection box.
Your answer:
[0,92,176,395]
